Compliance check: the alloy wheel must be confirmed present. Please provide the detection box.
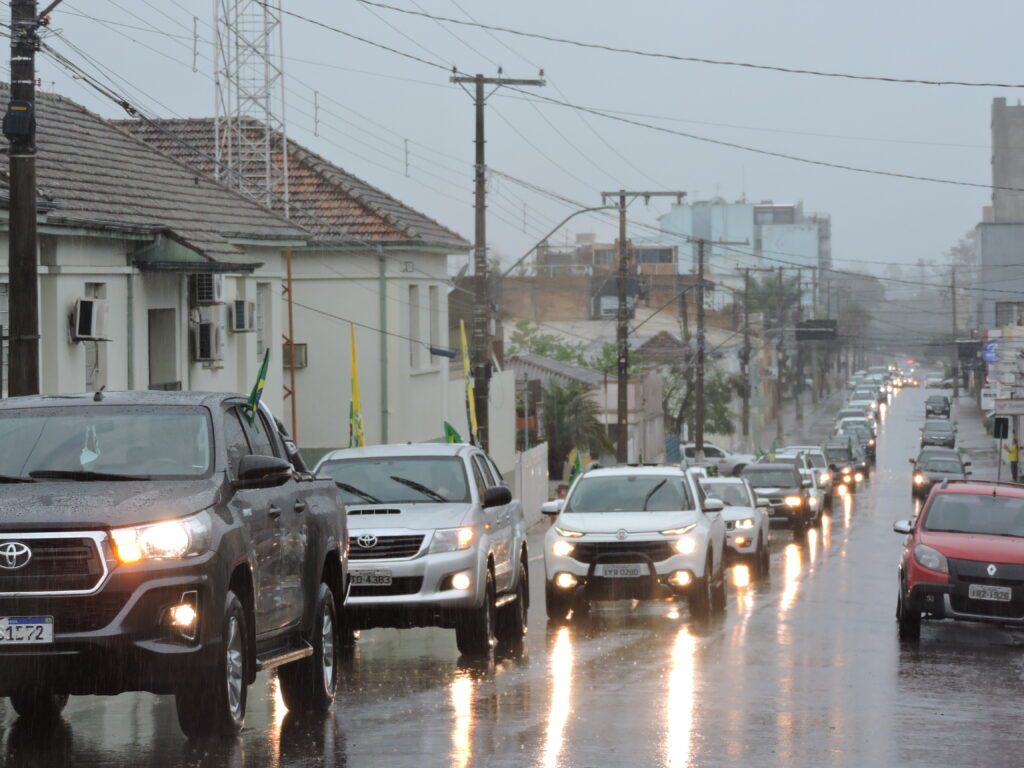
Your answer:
[225,615,244,721]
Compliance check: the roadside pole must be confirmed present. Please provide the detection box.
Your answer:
[951,268,960,400]
[775,268,785,446]
[741,268,751,450]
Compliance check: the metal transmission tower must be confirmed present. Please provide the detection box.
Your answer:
[213,0,290,214]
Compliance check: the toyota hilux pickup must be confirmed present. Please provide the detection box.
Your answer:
[0,392,348,739]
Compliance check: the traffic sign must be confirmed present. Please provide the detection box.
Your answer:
[795,319,837,342]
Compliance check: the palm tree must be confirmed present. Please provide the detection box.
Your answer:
[542,381,612,478]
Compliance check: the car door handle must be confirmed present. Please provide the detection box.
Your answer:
[268,505,282,519]
[294,500,307,513]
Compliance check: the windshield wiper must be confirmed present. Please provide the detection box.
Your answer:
[642,479,667,510]
[0,474,35,484]
[333,481,383,504]
[389,475,448,503]
[29,470,152,482]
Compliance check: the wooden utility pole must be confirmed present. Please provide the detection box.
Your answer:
[775,267,786,446]
[452,73,545,451]
[811,267,819,403]
[601,190,687,463]
[951,268,959,399]
[794,270,804,430]
[741,268,752,449]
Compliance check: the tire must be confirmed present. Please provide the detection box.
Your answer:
[278,582,340,713]
[752,533,770,580]
[8,691,69,721]
[545,582,573,622]
[456,569,497,657]
[497,560,529,646]
[897,584,921,642]
[176,590,248,739]
[711,556,727,616]
[689,558,713,621]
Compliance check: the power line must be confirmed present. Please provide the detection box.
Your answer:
[356,0,1024,89]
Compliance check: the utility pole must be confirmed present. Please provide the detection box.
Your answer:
[601,191,687,463]
[775,268,786,446]
[811,267,820,403]
[741,269,752,450]
[4,1,55,396]
[452,73,545,451]
[951,268,959,400]
[794,270,804,430]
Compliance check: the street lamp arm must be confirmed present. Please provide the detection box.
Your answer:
[499,205,617,280]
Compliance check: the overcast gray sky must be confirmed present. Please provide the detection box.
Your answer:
[38,1,1022,273]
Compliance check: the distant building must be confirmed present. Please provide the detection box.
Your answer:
[991,98,1024,223]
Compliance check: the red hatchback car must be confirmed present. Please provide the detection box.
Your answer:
[893,481,1024,640]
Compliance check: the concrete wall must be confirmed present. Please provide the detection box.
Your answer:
[499,275,592,323]
[992,98,1024,223]
[976,223,1024,329]
[512,442,550,528]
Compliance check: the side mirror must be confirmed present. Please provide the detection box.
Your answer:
[802,479,812,488]
[963,461,972,467]
[234,454,293,490]
[892,519,914,535]
[703,498,725,513]
[908,458,916,465]
[483,486,513,509]
[966,471,973,476]
[541,499,564,517]
[756,499,770,509]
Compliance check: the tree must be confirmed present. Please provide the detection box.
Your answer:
[542,381,612,478]
[662,360,736,440]
[507,320,587,366]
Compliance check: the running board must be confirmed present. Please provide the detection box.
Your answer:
[495,593,518,609]
[256,642,313,672]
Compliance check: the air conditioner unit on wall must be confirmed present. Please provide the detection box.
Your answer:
[71,298,109,341]
[190,273,226,306]
[191,306,224,362]
[230,300,257,333]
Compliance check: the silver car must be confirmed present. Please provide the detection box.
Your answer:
[315,443,528,656]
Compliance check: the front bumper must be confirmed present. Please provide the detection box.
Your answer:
[725,530,758,560]
[908,576,1024,627]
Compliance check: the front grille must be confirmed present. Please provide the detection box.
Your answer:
[0,537,105,594]
[571,540,676,564]
[350,577,423,597]
[0,591,126,633]
[347,508,402,516]
[950,592,1024,620]
[349,534,424,560]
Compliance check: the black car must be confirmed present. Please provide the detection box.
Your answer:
[740,463,814,537]
[909,450,970,498]
[824,440,867,493]
[925,396,951,419]
[920,419,956,448]
[0,392,348,738]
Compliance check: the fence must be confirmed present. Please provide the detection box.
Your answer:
[513,442,549,529]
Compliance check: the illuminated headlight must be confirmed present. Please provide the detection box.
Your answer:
[819,471,831,484]
[554,572,578,589]
[673,536,698,555]
[670,571,692,587]
[111,512,211,563]
[661,523,697,536]
[841,467,852,476]
[552,539,575,557]
[451,571,473,591]
[784,496,803,508]
[913,544,949,574]
[913,473,925,486]
[554,525,584,538]
[734,518,755,530]
[429,527,475,553]
[854,472,864,483]
[809,496,818,509]
[868,438,876,446]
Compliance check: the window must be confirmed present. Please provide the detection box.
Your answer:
[705,446,724,458]
[84,283,107,392]
[223,408,252,478]
[318,456,471,504]
[473,454,495,487]
[471,460,487,501]
[256,282,271,357]
[243,410,278,458]
[428,285,440,363]
[409,284,421,368]
[282,342,308,369]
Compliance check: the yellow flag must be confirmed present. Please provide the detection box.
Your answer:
[349,324,365,448]
[460,319,479,445]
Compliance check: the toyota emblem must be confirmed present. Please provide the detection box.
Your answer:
[357,534,379,550]
[615,529,628,541]
[0,541,31,570]
[987,564,998,577]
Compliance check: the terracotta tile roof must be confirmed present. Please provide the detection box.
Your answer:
[117,118,470,252]
[0,86,305,268]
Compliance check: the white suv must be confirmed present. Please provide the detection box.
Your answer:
[541,466,727,620]
[699,477,771,579]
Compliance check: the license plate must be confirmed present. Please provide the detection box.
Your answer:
[0,616,53,645]
[595,564,646,578]
[351,570,393,587]
[968,584,1012,602]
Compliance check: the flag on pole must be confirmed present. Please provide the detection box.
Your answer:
[348,324,365,448]
[444,421,463,444]
[245,348,270,426]
[460,320,479,445]
[568,447,583,485]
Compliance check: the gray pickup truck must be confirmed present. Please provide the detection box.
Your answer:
[0,391,348,738]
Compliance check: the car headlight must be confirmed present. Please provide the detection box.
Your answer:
[735,518,755,530]
[429,527,475,553]
[551,539,575,557]
[913,544,949,574]
[673,536,698,555]
[554,525,584,538]
[819,471,831,484]
[868,438,876,446]
[784,496,803,508]
[111,512,212,563]
[841,466,852,476]
[913,473,925,486]
[854,472,864,482]
[661,523,697,536]
[809,496,818,509]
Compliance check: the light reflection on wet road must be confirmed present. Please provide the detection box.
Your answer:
[4,387,1024,767]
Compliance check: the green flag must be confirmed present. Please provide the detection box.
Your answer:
[444,421,463,444]
[245,349,270,425]
[568,447,583,484]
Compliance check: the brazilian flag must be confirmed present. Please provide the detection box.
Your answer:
[245,349,270,427]
[568,447,583,485]
[444,422,463,444]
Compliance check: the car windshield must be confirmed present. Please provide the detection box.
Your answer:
[318,456,470,504]
[805,453,826,469]
[742,469,799,488]
[922,459,962,474]
[0,406,212,479]
[700,482,750,507]
[924,494,1024,538]
[565,475,695,513]
[826,448,852,463]
[924,422,953,434]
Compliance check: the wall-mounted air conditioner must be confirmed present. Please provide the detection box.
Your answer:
[71,298,109,341]
[191,307,224,362]
[230,300,257,333]
[190,273,226,306]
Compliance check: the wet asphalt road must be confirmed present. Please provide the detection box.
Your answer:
[4,386,1024,767]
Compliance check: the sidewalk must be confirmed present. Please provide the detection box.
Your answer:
[953,394,1002,481]
[750,386,848,453]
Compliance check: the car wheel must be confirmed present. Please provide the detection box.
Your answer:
[711,557,727,616]
[8,690,69,722]
[752,533,770,580]
[897,585,921,642]
[278,582,340,713]
[176,590,249,739]
[689,558,713,620]
[456,569,497,657]
[545,581,573,622]
[497,560,529,646]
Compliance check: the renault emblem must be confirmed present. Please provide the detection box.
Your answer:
[987,564,998,577]
[615,529,628,541]
[357,534,379,550]
[0,541,31,570]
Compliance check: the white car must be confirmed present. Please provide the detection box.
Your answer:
[699,477,770,578]
[784,445,834,507]
[542,466,727,621]
[683,442,755,476]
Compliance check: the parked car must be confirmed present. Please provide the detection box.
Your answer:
[741,463,815,536]
[921,419,957,449]
[542,466,727,620]
[682,442,755,476]
[0,392,349,738]
[910,451,971,499]
[893,481,1024,640]
[925,396,952,419]
[315,443,528,657]
[700,477,771,578]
